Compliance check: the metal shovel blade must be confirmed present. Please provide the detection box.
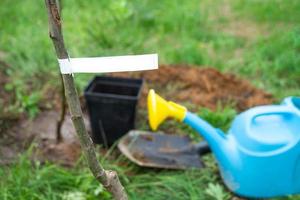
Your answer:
[118,130,207,169]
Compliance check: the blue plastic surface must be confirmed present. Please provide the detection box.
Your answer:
[183,97,300,198]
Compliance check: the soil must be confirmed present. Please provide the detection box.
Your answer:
[0,111,90,166]
[112,64,273,111]
[0,64,274,166]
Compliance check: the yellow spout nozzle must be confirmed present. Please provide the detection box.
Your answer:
[147,89,187,131]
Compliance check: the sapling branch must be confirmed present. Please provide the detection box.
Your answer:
[54,0,65,143]
[55,74,65,143]
[44,0,128,199]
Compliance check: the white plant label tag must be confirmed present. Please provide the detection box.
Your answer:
[58,54,158,74]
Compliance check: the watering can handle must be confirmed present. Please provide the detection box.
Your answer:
[246,105,293,128]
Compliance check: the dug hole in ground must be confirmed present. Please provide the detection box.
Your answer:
[0,64,273,168]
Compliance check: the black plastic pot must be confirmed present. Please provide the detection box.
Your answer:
[84,76,143,147]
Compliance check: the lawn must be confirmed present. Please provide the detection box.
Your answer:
[0,0,300,199]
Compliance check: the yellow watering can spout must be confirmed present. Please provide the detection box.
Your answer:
[147,89,187,130]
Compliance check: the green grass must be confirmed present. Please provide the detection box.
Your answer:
[1,0,300,199]
[0,150,111,200]
[240,27,300,97]
[0,146,223,200]
[233,0,300,23]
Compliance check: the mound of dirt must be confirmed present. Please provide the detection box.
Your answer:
[112,65,273,111]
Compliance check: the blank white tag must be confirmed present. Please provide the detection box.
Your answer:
[58,54,158,74]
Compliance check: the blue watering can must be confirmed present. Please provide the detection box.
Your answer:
[148,89,300,198]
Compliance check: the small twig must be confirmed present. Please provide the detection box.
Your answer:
[54,0,65,144]
[44,0,128,199]
[55,74,66,143]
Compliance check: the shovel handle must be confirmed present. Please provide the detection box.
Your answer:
[194,141,211,155]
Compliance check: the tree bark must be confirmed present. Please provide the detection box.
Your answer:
[44,0,128,199]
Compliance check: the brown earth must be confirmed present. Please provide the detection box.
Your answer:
[112,64,273,111]
[0,111,90,166]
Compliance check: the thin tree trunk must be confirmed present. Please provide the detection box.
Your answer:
[44,1,128,199]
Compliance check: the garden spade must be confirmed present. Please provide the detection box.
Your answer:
[118,130,210,169]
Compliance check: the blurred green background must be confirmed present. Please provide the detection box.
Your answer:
[1,0,300,114]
